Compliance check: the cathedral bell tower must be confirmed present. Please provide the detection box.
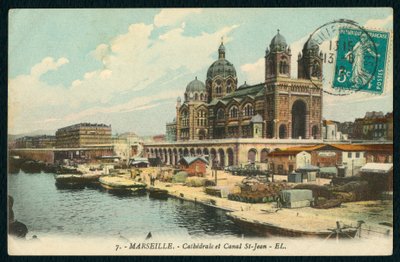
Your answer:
[298,36,323,80]
[265,30,292,81]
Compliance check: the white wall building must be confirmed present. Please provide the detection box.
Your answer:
[342,151,367,177]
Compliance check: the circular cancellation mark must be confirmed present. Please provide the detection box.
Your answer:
[308,19,379,96]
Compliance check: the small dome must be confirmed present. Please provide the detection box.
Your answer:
[269,29,287,52]
[251,114,263,123]
[185,77,206,92]
[177,97,181,102]
[238,81,249,89]
[303,37,319,51]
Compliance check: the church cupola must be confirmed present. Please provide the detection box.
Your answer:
[298,36,323,80]
[265,30,292,81]
[206,38,238,102]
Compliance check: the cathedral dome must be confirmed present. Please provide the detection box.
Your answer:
[207,41,237,79]
[207,59,237,79]
[186,77,206,93]
[269,30,287,52]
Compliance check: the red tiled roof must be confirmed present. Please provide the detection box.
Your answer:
[268,144,325,156]
[268,143,393,156]
[330,144,393,152]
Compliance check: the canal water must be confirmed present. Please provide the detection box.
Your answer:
[9,171,251,239]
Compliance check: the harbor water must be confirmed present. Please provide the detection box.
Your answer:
[8,171,253,239]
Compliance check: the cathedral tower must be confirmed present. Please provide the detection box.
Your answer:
[265,30,292,81]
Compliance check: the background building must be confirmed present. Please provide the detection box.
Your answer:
[55,123,112,148]
[351,111,393,140]
[15,135,56,149]
[166,119,177,142]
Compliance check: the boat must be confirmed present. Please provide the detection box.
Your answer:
[99,176,146,194]
[55,172,102,189]
[227,211,359,239]
[148,187,169,200]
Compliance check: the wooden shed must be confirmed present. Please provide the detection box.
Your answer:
[179,157,209,176]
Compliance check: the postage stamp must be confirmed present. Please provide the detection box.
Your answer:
[7,7,394,256]
[333,28,390,94]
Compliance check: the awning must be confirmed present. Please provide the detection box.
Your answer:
[360,163,393,174]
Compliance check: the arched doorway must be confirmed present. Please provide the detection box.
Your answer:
[210,148,217,168]
[312,125,319,139]
[168,149,173,165]
[163,149,167,164]
[260,148,269,163]
[173,149,178,165]
[189,148,195,156]
[227,148,234,166]
[248,149,257,163]
[183,148,189,157]
[279,124,287,139]
[196,148,202,156]
[218,148,225,168]
[292,100,307,139]
[203,148,210,162]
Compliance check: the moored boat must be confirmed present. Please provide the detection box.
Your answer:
[99,176,146,194]
[148,187,169,200]
[55,172,103,189]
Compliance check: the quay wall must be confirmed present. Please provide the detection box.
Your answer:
[11,149,55,164]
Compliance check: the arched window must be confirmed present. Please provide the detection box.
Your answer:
[197,110,207,126]
[279,124,287,139]
[195,93,199,100]
[229,106,238,118]
[243,103,254,116]
[279,60,288,74]
[215,80,222,94]
[227,80,232,93]
[268,60,273,75]
[311,61,320,77]
[312,125,319,139]
[181,110,189,127]
[200,93,204,101]
[217,108,225,120]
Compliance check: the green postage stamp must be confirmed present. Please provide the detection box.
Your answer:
[333,28,390,94]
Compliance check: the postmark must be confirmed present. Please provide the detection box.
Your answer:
[307,19,388,96]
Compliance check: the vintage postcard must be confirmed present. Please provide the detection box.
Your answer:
[8,8,393,256]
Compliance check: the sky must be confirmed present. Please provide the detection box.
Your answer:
[8,8,393,136]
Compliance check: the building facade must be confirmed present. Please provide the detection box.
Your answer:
[351,111,393,140]
[15,135,56,149]
[55,123,112,148]
[169,31,323,142]
[166,119,177,142]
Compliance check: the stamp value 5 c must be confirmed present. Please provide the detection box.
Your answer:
[333,28,390,94]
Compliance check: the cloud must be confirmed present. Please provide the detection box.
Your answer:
[61,89,182,123]
[9,10,239,134]
[154,8,201,27]
[364,14,393,29]
[30,57,69,78]
[240,58,264,84]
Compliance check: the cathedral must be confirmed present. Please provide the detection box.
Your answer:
[166,30,323,142]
